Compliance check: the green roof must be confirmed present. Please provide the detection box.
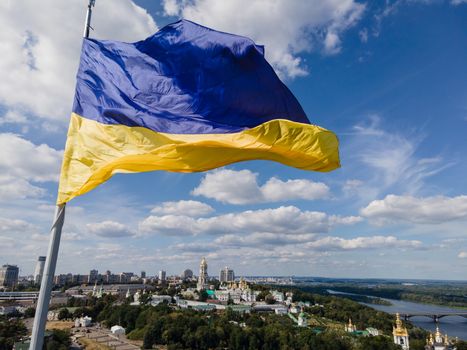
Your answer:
[227,305,251,312]
[193,304,216,311]
[13,342,30,350]
[351,330,370,337]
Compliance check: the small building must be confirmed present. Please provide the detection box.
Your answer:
[298,312,308,327]
[366,327,380,336]
[274,306,289,315]
[0,305,18,315]
[290,304,302,314]
[270,290,285,302]
[110,325,125,335]
[192,304,216,312]
[215,290,241,303]
[226,305,251,314]
[74,316,92,327]
[151,295,172,306]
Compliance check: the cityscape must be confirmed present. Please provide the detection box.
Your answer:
[2,257,467,349]
[1,0,466,350]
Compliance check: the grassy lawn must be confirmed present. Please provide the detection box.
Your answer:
[46,321,74,330]
[78,337,112,350]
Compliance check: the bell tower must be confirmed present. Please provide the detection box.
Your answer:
[197,257,208,291]
[393,313,409,349]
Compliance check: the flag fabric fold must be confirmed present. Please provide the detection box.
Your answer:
[58,19,340,204]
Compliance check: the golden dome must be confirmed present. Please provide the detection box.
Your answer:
[393,313,408,337]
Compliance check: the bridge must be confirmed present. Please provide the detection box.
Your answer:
[398,312,467,323]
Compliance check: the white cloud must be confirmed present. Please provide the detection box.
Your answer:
[86,221,135,238]
[0,133,62,182]
[304,235,422,251]
[139,205,359,236]
[0,175,45,201]
[171,242,217,253]
[171,233,422,257]
[213,233,317,247]
[361,194,467,224]
[342,179,363,196]
[192,169,329,204]
[151,200,214,217]
[359,28,368,43]
[192,169,261,204]
[0,110,28,125]
[261,177,330,202]
[451,0,467,5]
[329,215,363,225]
[458,251,467,259]
[0,236,16,249]
[347,116,452,197]
[0,217,37,234]
[0,0,157,125]
[139,215,197,236]
[0,133,62,200]
[163,0,365,78]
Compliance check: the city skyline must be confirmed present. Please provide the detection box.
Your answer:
[0,1,466,280]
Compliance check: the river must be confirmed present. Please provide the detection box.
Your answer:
[365,298,467,340]
[328,290,467,340]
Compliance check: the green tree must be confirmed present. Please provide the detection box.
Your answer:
[265,294,276,305]
[0,318,28,350]
[456,341,467,350]
[256,290,269,301]
[228,327,248,350]
[57,308,71,320]
[356,336,401,350]
[72,307,88,319]
[199,290,208,302]
[44,329,71,350]
[24,307,35,318]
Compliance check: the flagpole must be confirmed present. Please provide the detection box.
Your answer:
[28,205,65,350]
[83,0,96,38]
[29,2,95,349]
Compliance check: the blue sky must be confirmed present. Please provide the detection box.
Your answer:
[0,0,466,280]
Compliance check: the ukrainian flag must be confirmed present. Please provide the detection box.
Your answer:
[58,20,339,204]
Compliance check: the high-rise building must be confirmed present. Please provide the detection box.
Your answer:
[141,271,146,279]
[88,269,99,283]
[197,257,208,291]
[182,269,193,280]
[0,264,19,288]
[158,270,166,284]
[119,272,133,283]
[54,273,73,286]
[219,266,235,283]
[34,256,46,285]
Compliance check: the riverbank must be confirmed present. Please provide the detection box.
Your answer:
[321,284,467,309]
[364,297,467,340]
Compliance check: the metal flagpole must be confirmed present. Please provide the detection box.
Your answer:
[29,205,65,350]
[83,0,96,38]
[29,2,95,349]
